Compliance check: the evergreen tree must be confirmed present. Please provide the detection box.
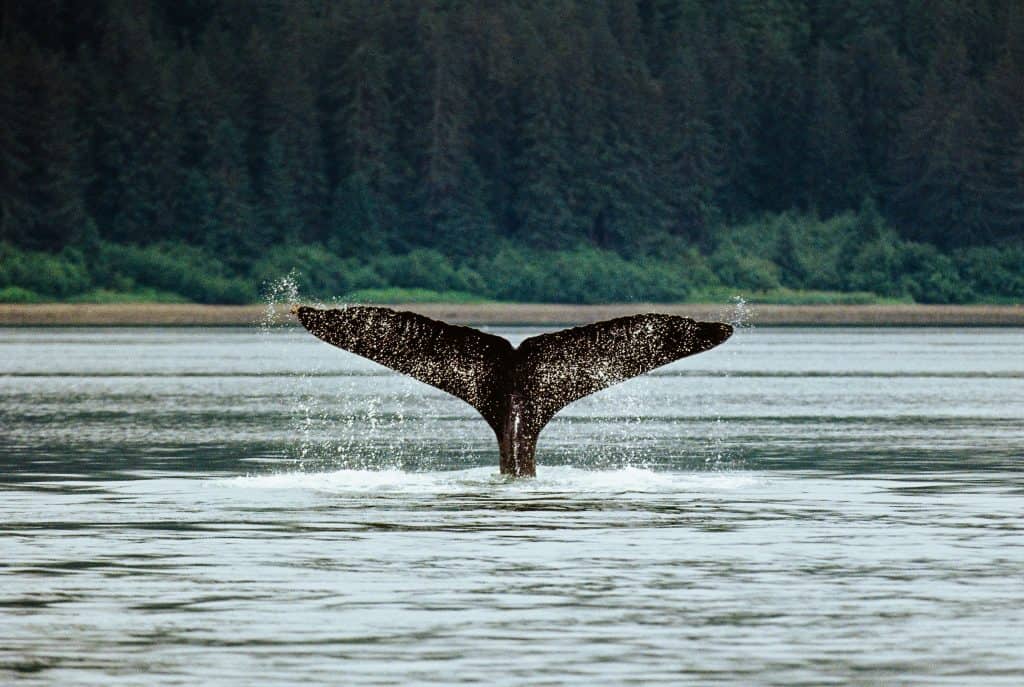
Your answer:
[419,3,495,252]
[81,3,180,245]
[321,1,406,249]
[804,45,858,213]
[839,28,909,199]
[8,42,85,250]
[893,41,989,244]
[746,9,809,211]
[255,12,327,244]
[173,169,217,246]
[658,42,721,241]
[0,38,29,243]
[205,119,259,265]
[513,31,579,249]
[705,23,758,219]
[259,133,300,245]
[976,11,1024,238]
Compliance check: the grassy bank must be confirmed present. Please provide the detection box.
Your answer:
[3,303,1023,327]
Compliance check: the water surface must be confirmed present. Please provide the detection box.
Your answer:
[2,326,1022,684]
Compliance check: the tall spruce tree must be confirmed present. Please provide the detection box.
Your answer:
[0,37,29,244]
[513,25,579,249]
[419,3,495,252]
[11,43,85,250]
[205,119,259,265]
[893,40,989,244]
[804,45,858,213]
[322,1,406,251]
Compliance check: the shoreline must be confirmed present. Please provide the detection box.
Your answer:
[1,302,1022,327]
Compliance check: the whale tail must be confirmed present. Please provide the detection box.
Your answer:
[294,305,732,475]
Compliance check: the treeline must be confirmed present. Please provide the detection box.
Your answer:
[0,1,1022,303]
[3,206,1022,304]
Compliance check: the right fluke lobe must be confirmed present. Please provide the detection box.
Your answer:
[516,314,732,429]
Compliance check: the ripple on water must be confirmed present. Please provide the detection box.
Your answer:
[3,326,1024,685]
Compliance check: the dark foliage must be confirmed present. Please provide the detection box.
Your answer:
[0,0,1021,302]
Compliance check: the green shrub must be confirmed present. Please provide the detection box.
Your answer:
[957,244,1024,300]
[96,243,256,304]
[473,245,689,303]
[0,244,91,298]
[343,288,492,304]
[471,245,554,301]
[675,248,720,291]
[899,242,971,304]
[4,208,1019,305]
[845,230,905,297]
[0,286,44,303]
[709,246,781,291]
[372,249,474,293]
[251,244,372,298]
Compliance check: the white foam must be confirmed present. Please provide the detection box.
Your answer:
[222,467,457,494]
[531,465,756,492]
[217,465,757,495]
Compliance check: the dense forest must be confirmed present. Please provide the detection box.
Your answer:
[1,0,1022,304]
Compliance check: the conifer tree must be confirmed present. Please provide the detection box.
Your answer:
[322,1,406,249]
[174,170,217,246]
[804,45,858,213]
[257,14,327,244]
[419,3,495,252]
[0,39,29,243]
[513,44,577,248]
[205,119,259,265]
[893,40,989,244]
[11,43,85,250]
[976,11,1024,237]
[658,43,721,240]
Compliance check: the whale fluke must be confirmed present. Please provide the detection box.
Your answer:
[294,305,732,476]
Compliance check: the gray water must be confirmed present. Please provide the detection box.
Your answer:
[1,325,1022,685]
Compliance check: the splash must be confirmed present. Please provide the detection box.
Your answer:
[260,269,302,332]
[261,270,319,467]
[256,272,440,470]
[721,295,753,332]
[257,271,352,470]
[696,295,751,471]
